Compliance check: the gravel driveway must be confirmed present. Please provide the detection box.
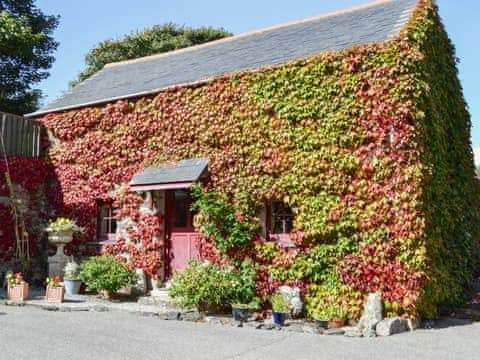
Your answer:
[1,305,479,360]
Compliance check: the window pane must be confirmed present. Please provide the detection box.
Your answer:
[174,190,188,228]
[101,219,109,235]
[110,219,117,234]
[270,202,293,234]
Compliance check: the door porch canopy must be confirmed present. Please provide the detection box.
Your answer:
[129,158,208,191]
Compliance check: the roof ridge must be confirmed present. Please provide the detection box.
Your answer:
[105,0,399,69]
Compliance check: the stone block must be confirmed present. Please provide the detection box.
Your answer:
[376,317,408,336]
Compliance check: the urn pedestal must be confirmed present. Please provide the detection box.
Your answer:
[48,231,73,278]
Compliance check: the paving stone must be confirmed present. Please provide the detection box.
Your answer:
[325,328,346,336]
[302,325,320,334]
[161,310,180,320]
[244,321,263,329]
[344,327,364,337]
[263,323,276,330]
[93,305,109,312]
[284,324,304,333]
[181,311,202,322]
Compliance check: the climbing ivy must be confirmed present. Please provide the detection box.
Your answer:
[37,0,479,318]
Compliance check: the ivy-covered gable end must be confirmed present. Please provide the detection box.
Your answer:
[36,0,479,318]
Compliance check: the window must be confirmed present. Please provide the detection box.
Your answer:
[266,202,294,245]
[97,202,117,241]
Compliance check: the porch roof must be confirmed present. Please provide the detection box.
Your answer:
[129,158,208,191]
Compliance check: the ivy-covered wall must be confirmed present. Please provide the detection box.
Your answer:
[408,2,480,315]
[0,156,52,282]
[36,0,479,318]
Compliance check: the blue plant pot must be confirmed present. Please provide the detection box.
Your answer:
[232,306,250,322]
[272,311,285,326]
[64,279,82,295]
[316,320,328,329]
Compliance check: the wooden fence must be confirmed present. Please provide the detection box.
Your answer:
[0,111,41,157]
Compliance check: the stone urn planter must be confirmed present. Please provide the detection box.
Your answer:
[48,231,74,256]
[46,286,65,303]
[8,283,29,301]
[46,218,84,278]
[47,231,73,278]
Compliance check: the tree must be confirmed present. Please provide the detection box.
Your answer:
[0,0,58,114]
[476,165,480,178]
[71,23,232,86]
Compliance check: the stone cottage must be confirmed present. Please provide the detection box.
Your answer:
[26,0,479,317]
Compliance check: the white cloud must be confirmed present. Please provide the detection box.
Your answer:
[474,147,480,167]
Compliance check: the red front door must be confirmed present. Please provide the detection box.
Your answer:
[166,189,199,276]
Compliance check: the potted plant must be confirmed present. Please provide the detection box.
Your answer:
[46,217,84,257]
[312,307,329,330]
[63,260,82,295]
[230,260,261,322]
[80,254,137,299]
[6,272,29,301]
[271,292,289,326]
[326,304,348,328]
[45,276,64,303]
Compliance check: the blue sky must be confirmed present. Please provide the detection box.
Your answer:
[36,0,479,163]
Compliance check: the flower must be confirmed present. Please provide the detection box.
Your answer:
[6,272,24,286]
[46,217,84,234]
[235,211,244,222]
[46,275,63,288]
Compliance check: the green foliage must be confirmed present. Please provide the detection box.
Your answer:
[306,270,363,320]
[63,260,80,280]
[270,292,289,313]
[324,304,348,320]
[170,259,259,311]
[269,239,358,282]
[190,185,259,254]
[79,254,137,293]
[406,1,480,317]
[231,259,261,308]
[72,23,231,86]
[0,0,58,114]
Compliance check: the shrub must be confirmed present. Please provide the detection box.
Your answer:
[79,254,137,293]
[170,259,260,311]
[231,259,261,309]
[170,260,235,311]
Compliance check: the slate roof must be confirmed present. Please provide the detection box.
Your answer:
[130,158,208,186]
[29,0,418,117]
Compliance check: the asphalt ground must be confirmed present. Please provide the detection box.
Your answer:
[0,305,478,360]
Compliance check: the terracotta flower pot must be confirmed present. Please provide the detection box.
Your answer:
[8,283,29,301]
[328,319,345,329]
[46,286,64,303]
